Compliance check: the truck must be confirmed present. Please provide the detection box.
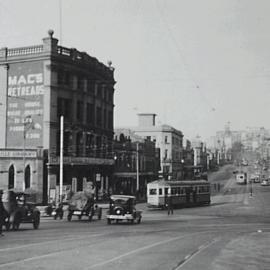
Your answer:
[67,191,102,222]
[236,172,247,185]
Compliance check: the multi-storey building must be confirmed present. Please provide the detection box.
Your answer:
[113,129,160,199]
[0,30,115,203]
[133,114,184,179]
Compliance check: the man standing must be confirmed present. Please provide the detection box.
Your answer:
[167,195,174,215]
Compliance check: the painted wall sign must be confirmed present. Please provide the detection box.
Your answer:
[0,150,37,158]
[7,61,44,147]
[49,156,114,166]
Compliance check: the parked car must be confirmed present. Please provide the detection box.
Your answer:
[2,190,40,230]
[106,195,142,225]
[261,179,269,186]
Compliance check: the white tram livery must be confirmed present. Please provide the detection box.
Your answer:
[147,179,211,208]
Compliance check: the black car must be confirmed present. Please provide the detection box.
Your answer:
[2,191,40,230]
[106,195,142,225]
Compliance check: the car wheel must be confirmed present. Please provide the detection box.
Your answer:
[107,218,111,225]
[33,215,40,229]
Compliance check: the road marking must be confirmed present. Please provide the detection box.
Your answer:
[173,238,219,269]
[83,232,208,270]
[0,233,106,252]
[0,232,205,269]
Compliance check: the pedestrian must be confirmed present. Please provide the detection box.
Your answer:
[0,190,5,236]
[167,195,174,215]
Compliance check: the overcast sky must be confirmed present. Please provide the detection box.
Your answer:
[1,0,269,140]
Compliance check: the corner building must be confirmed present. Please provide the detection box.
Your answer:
[0,31,115,203]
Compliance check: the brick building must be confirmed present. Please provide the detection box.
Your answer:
[113,129,160,199]
[0,30,115,203]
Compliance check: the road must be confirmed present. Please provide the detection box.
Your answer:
[1,164,270,270]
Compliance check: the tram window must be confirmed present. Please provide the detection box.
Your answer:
[171,188,177,195]
[149,189,157,195]
[159,188,162,195]
[165,188,168,195]
[177,187,181,194]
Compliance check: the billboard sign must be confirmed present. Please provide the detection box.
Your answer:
[7,61,44,147]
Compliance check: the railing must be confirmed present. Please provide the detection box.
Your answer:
[4,45,44,57]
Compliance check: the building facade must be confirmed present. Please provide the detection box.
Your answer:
[134,114,184,180]
[0,30,115,203]
[113,129,160,200]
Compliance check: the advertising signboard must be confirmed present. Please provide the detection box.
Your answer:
[7,61,44,148]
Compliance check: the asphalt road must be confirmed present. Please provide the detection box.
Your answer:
[1,165,270,270]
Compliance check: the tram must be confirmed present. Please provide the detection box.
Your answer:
[147,179,211,208]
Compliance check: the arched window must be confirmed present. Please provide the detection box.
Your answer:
[25,165,31,189]
[8,165,15,189]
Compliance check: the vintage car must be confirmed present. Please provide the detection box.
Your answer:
[106,195,142,225]
[67,192,102,221]
[2,190,40,230]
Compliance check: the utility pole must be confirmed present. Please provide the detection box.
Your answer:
[136,142,139,194]
[59,115,64,203]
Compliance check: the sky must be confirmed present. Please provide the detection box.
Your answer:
[1,0,270,141]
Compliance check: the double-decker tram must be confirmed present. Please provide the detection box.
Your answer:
[147,179,211,208]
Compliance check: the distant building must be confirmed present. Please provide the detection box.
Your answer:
[0,30,115,203]
[133,114,184,179]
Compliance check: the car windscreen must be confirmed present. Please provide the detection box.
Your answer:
[112,199,129,205]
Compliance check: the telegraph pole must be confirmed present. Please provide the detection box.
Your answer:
[59,115,64,202]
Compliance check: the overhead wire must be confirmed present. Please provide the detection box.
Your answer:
[154,0,217,113]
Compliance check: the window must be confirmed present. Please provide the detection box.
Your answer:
[165,136,168,143]
[86,103,95,125]
[96,107,102,127]
[77,101,83,121]
[8,165,15,189]
[159,188,162,195]
[149,189,157,195]
[24,165,31,189]
[165,188,168,195]
[164,149,168,159]
[76,132,84,156]
[57,98,72,121]
[103,108,107,128]
[87,80,95,95]
[108,111,113,129]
